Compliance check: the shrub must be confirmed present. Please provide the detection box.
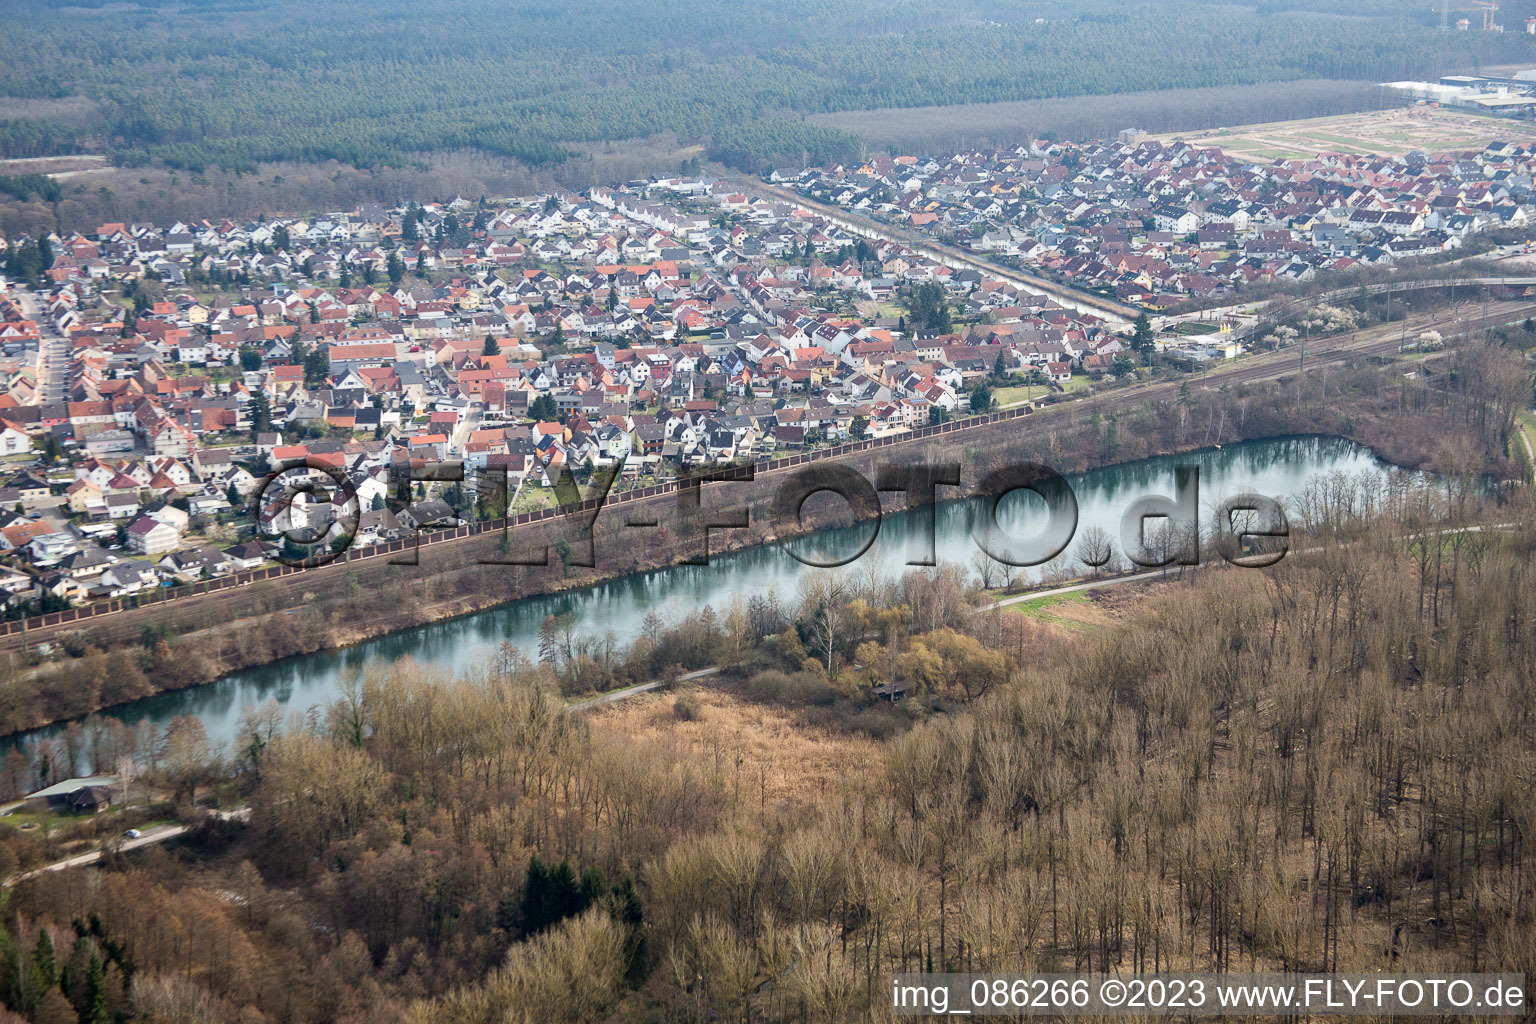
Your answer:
[741,669,839,706]
[672,693,702,722]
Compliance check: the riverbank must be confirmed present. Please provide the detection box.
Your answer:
[0,436,1407,763]
[0,351,1506,738]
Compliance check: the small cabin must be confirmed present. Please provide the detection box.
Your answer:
[64,786,113,814]
[24,775,118,814]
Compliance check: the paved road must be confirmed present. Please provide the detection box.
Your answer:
[989,570,1166,610]
[14,287,68,404]
[568,666,721,711]
[7,807,250,884]
[988,518,1528,614]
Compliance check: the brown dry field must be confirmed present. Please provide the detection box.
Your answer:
[1161,106,1536,161]
[808,79,1394,154]
[1002,576,1178,632]
[582,579,1173,814]
[585,686,882,814]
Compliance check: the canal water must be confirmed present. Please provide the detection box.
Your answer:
[15,436,1408,754]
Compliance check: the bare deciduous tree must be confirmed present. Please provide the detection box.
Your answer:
[1075,524,1113,575]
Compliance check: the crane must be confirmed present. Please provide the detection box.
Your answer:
[1440,0,1500,30]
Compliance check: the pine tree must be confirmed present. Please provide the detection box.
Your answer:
[249,392,272,437]
[611,875,647,986]
[519,856,590,936]
[81,954,107,1024]
[32,931,56,991]
[1132,312,1156,364]
[529,394,558,422]
[23,929,57,1014]
[304,344,330,387]
[970,382,993,413]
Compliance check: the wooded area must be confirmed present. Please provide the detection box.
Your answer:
[0,0,1529,184]
[2,466,1534,1022]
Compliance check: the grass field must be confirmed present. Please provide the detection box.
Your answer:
[994,376,1087,406]
[993,384,1039,407]
[1007,589,1090,613]
[1003,589,1101,631]
[1160,107,1536,161]
[511,484,558,513]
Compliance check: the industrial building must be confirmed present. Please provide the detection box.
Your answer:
[1382,72,1536,117]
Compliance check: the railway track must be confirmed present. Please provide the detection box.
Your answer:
[3,300,1531,653]
[729,175,1140,323]
[1106,300,1536,405]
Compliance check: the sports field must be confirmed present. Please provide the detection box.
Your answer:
[1159,107,1536,161]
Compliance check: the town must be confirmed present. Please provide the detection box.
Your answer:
[783,121,1536,305]
[0,122,1529,618]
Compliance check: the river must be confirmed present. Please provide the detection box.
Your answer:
[14,436,1409,755]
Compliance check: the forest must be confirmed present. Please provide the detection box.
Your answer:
[0,336,1530,1021]
[0,456,1533,1022]
[0,0,1532,183]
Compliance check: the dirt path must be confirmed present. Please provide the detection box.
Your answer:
[1516,416,1535,481]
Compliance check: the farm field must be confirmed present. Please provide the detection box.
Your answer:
[1159,106,1536,161]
